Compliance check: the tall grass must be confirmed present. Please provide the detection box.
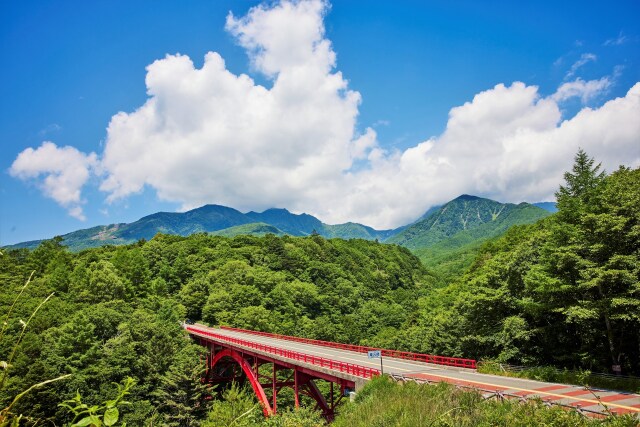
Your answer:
[332,376,638,427]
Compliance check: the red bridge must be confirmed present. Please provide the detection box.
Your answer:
[186,323,475,420]
[185,324,640,421]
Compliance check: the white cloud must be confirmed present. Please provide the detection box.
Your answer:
[225,0,331,77]
[9,142,97,220]
[38,123,62,137]
[9,0,640,230]
[566,53,596,79]
[99,0,366,214]
[604,32,629,46]
[552,77,612,103]
[327,82,640,228]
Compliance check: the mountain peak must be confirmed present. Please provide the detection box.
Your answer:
[387,195,550,250]
[453,194,482,201]
[262,207,291,214]
[189,204,238,213]
[246,207,322,236]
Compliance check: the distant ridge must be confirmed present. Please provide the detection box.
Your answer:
[246,208,323,236]
[6,204,396,251]
[533,202,558,213]
[5,195,551,268]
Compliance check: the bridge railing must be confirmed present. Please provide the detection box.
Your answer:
[186,325,380,379]
[220,326,477,369]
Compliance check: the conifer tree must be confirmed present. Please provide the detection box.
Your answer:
[154,345,209,426]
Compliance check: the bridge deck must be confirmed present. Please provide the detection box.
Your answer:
[192,325,640,417]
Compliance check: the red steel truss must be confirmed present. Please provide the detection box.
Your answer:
[187,325,369,421]
[220,325,477,369]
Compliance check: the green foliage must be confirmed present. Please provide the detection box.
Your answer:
[0,269,71,426]
[202,383,263,427]
[556,148,607,223]
[262,407,325,427]
[153,345,208,426]
[412,155,640,375]
[333,376,638,427]
[59,377,134,427]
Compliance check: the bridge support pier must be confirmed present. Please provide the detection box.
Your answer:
[200,342,349,422]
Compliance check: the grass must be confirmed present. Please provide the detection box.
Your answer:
[331,376,639,427]
[478,361,640,394]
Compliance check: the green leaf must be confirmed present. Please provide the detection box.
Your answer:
[73,415,102,427]
[103,407,119,426]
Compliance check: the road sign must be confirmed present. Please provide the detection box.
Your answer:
[368,350,383,374]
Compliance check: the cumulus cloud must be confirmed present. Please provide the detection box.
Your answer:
[333,82,640,228]
[9,0,640,229]
[99,0,368,214]
[9,142,97,220]
[552,76,612,103]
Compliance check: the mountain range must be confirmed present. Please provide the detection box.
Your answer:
[6,196,553,275]
[8,204,399,251]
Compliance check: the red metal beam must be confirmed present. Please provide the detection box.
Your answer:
[294,367,300,408]
[306,377,333,421]
[210,348,274,417]
[272,363,277,414]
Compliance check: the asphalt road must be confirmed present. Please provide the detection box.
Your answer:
[195,325,640,417]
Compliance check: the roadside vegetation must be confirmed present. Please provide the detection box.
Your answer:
[332,376,639,427]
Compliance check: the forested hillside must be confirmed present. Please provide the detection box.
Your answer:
[1,152,638,425]
[388,195,550,281]
[387,195,549,250]
[0,233,431,424]
[394,154,640,375]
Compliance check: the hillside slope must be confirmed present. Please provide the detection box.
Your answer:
[387,195,549,249]
[210,222,286,237]
[386,195,550,279]
[415,203,550,279]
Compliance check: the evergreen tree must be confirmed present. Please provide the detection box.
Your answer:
[154,345,209,426]
[555,148,606,223]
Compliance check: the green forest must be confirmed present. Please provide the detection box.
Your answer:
[0,151,638,425]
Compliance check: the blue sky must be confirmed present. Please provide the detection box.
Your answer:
[2,0,639,245]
